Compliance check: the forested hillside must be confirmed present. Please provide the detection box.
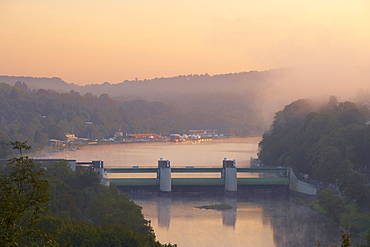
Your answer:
[259,96,370,209]
[0,82,266,158]
[40,162,164,246]
[2,67,368,159]
[2,67,369,125]
[0,142,171,246]
[0,82,123,157]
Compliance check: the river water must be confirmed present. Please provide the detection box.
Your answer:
[47,138,341,247]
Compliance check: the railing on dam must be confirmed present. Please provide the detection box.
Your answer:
[104,167,288,174]
[101,160,290,193]
[28,158,316,194]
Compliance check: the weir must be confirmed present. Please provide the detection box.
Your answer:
[101,159,291,193]
[29,158,316,195]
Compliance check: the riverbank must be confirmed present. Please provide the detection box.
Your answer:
[25,138,344,246]
[293,194,370,244]
[32,137,259,168]
[33,137,260,159]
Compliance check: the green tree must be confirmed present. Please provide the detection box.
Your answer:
[313,146,342,183]
[0,141,52,246]
[335,160,354,191]
[317,222,353,247]
[46,124,66,140]
[345,172,370,210]
[338,101,365,126]
[317,189,346,223]
[0,131,12,158]
[41,161,163,245]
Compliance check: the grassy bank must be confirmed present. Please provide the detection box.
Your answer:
[294,196,370,239]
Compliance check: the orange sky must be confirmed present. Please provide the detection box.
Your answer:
[0,0,369,85]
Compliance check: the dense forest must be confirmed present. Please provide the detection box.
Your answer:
[0,81,266,158]
[0,142,173,246]
[2,68,369,127]
[2,67,368,160]
[259,96,370,210]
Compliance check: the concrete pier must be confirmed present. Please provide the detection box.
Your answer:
[31,158,293,193]
[158,159,171,193]
[92,160,110,186]
[223,159,237,192]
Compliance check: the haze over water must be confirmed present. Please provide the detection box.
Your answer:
[49,138,258,168]
[2,0,369,245]
[47,138,341,246]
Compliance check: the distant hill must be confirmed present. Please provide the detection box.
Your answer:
[1,66,369,134]
[0,71,280,130]
[0,70,277,99]
[0,76,77,92]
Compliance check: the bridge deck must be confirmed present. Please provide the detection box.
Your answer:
[108,177,289,186]
[105,167,287,173]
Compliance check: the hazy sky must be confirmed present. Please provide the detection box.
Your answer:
[1,0,369,85]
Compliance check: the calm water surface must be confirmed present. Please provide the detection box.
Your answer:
[132,193,340,247]
[48,138,341,247]
[49,138,258,168]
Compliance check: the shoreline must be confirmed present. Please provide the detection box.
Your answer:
[33,136,262,159]
[292,194,368,243]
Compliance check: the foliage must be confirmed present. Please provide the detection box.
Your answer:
[38,160,174,246]
[364,230,370,247]
[0,82,266,158]
[339,224,352,247]
[340,202,370,237]
[345,172,370,211]
[259,97,370,209]
[317,221,352,247]
[0,141,52,246]
[317,190,346,224]
[0,143,176,246]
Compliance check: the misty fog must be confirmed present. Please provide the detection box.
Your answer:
[2,65,369,131]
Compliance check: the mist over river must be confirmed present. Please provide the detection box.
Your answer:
[47,138,341,246]
[48,138,257,168]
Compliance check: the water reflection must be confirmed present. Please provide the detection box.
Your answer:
[45,138,342,246]
[46,138,259,168]
[158,196,171,229]
[132,192,341,247]
[222,196,237,228]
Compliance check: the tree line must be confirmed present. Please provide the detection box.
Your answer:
[0,141,175,246]
[259,96,370,210]
[0,82,266,158]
